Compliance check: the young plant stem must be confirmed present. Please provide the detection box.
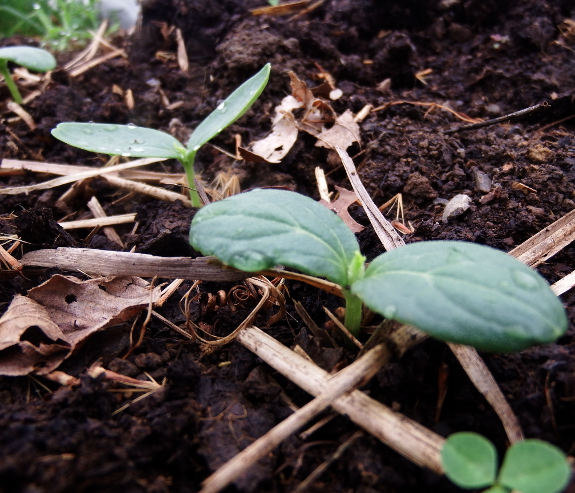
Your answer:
[0,59,22,103]
[343,289,363,337]
[181,153,202,207]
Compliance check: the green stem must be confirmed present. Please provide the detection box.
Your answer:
[343,289,363,337]
[0,59,23,104]
[181,153,202,207]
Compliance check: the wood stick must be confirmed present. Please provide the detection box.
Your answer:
[58,214,136,230]
[87,196,125,247]
[237,326,445,473]
[200,342,389,493]
[20,248,251,281]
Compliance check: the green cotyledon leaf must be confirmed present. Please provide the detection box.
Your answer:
[189,188,361,287]
[51,123,186,159]
[0,46,56,72]
[351,241,567,352]
[186,64,271,153]
[498,440,571,493]
[441,432,498,489]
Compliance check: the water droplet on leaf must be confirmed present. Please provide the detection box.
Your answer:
[230,250,271,272]
[82,128,94,135]
[193,145,200,152]
[127,123,137,129]
[382,305,397,319]
[102,125,118,132]
[217,127,223,133]
[217,101,227,113]
[122,152,132,157]
[511,269,541,291]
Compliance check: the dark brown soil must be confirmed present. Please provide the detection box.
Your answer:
[1,0,575,492]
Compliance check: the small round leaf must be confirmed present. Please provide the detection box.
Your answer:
[498,439,571,493]
[0,46,56,72]
[351,241,568,352]
[51,123,186,159]
[189,189,361,287]
[442,432,498,489]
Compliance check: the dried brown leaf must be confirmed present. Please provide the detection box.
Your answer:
[249,97,300,163]
[315,109,361,150]
[0,275,161,375]
[319,186,365,233]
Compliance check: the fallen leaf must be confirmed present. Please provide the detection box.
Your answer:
[319,186,365,233]
[249,96,301,163]
[0,296,70,376]
[315,109,360,150]
[0,275,161,375]
[288,71,315,110]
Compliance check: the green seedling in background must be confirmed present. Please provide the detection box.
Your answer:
[0,46,56,104]
[52,64,271,207]
[442,432,571,493]
[0,0,111,52]
[189,189,567,351]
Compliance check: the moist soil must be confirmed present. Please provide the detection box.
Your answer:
[2,1,575,492]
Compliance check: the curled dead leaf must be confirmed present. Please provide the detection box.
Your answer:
[0,275,161,375]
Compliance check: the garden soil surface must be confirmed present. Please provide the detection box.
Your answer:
[2,0,575,492]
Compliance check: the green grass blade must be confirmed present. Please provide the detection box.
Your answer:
[186,64,271,152]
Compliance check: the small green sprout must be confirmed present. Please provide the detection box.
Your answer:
[189,189,568,351]
[51,64,271,207]
[442,432,571,493]
[0,46,56,104]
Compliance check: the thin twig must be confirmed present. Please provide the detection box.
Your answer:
[443,102,550,134]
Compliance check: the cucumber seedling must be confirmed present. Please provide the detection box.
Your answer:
[0,46,56,104]
[189,188,567,352]
[51,64,271,207]
[442,432,571,493]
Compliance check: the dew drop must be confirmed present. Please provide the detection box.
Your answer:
[230,251,271,272]
[102,125,118,132]
[217,101,227,113]
[122,152,132,157]
[249,89,256,96]
[511,269,540,291]
[193,145,200,152]
[33,3,40,9]
[131,147,145,152]
[127,123,137,129]
[217,127,223,133]
[382,305,397,319]
[88,120,95,124]
[82,128,94,135]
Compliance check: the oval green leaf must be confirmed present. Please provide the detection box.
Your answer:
[51,123,186,159]
[499,440,571,493]
[186,64,271,152]
[0,46,56,72]
[442,432,498,489]
[351,241,567,352]
[189,188,360,287]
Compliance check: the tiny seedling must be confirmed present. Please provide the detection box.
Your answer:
[189,189,568,351]
[0,46,56,104]
[0,0,111,52]
[442,432,571,493]
[51,64,271,207]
